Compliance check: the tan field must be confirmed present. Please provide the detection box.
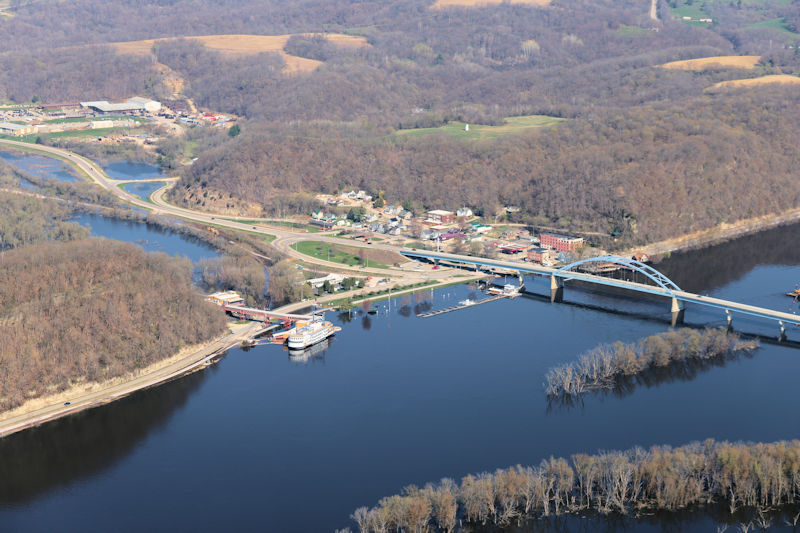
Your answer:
[708,74,800,91]
[112,33,369,74]
[431,0,551,9]
[661,55,761,71]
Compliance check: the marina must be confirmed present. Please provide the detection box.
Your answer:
[416,290,514,318]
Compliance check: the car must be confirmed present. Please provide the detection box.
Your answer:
[252,226,257,229]
[64,401,71,406]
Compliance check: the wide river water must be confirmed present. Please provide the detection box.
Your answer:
[1,154,800,532]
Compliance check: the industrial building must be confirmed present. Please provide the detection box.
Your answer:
[540,233,584,253]
[80,97,161,115]
[205,291,244,306]
[0,122,38,136]
[426,210,455,225]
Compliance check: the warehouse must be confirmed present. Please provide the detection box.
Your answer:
[0,122,37,136]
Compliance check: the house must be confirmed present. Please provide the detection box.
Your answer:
[505,206,521,214]
[540,232,584,253]
[426,210,455,224]
[388,227,402,236]
[420,229,433,240]
[469,222,492,234]
[311,209,324,220]
[632,252,650,263]
[457,207,473,218]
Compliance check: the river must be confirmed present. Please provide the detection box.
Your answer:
[1,211,799,531]
[2,150,800,531]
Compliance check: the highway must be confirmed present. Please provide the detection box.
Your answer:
[4,137,798,329]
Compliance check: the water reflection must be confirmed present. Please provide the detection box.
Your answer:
[546,348,757,413]
[0,368,209,504]
[656,222,800,293]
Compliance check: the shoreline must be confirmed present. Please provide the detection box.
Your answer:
[621,206,800,259]
[0,321,259,439]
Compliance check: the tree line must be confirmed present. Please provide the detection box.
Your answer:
[0,238,227,411]
[545,328,757,398]
[351,439,800,532]
[171,85,800,247]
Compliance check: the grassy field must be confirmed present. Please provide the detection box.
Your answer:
[430,0,550,8]
[707,74,800,91]
[395,115,565,141]
[661,55,761,70]
[617,25,649,38]
[0,127,133,143]
[746,17,798,35]
[112,33,369,74]
[293,241,390,269]
[670,2,711,22]
[227,218,322,233]
[43,116,146,124]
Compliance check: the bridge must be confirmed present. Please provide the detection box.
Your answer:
[400,250,800,336]
[222,304,314,322]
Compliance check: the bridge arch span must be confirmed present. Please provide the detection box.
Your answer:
[554,256,682,298]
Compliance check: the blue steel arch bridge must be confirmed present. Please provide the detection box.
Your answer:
[399,250,800,337]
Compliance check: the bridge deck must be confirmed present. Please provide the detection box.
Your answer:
[401,250,800,327]
[223,304,313,322]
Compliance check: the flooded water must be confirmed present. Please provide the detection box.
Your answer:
[71,213,219,263]
[122,181,166,201]
[102,161,164,181]
[1,221,800,532]
[0,150,77,182]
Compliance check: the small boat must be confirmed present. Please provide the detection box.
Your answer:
[458,299,475,306]
[787,288,800,298]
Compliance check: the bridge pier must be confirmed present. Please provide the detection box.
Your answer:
[725,309,732,330]
[671,297,685,327]
[779,321,786,342]
[550,275,564,303]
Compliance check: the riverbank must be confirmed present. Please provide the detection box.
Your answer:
[623,206,800,259]
[0,321,260,439]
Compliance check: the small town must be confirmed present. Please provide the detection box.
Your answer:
[1,0,800,532]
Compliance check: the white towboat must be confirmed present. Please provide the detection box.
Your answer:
[458,299,475,306]
[287,316,341,349]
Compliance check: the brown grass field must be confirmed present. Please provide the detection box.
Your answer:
[112,33,369,74]
[430,0,551,9]
[660,55,761,71]
[707,74,800,91]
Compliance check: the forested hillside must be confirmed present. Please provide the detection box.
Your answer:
[0,0,798,246]
[0,239,227,411]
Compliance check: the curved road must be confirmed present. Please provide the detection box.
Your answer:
[0,139,481,437]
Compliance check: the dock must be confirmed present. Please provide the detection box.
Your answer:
[417,294,505,318]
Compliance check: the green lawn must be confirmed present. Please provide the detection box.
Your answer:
[226,218,322,233]
[43,115,146,124]
[394,115,565,141]
[746,17,798,35]
[617,25,649,37]
[293,241,389,269]
[1,127,139,143]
